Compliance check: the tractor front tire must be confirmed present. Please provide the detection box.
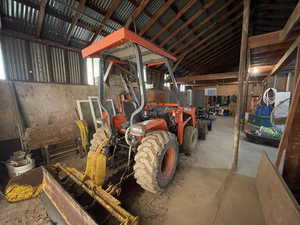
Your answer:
[183,126,198,154]
[134,131,179,193]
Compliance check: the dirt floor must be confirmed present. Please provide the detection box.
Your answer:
[0,117,270,225]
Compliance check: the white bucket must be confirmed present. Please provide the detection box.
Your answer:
[6,157,35,178]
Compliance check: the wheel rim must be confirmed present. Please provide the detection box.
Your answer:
[161,147,176,177]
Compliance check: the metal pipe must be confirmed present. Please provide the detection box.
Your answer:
[164,58,180,105]
[99,57,112,131]
[130,44,147,126]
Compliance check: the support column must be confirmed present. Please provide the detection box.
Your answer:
[231,0,250,170]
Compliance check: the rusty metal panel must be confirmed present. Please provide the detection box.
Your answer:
[1,35,30,81]
[50,47,66,83]
[30,42,51,82]
[42,167,98,225]
[68,51,81,84]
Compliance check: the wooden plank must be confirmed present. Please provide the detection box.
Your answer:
[66,0,86,42]
[167,0,239,52]
[271,35,300,75]
[150,0,197,42]
[177,13,242,58]
[280,1,300,41]
[231,0,250,170]
[256,153,300,225]
[248,30,282,49]
[176,72,239,83]
[36,0,49,37]
[139,0,176,36]
[125,0,151,28]
[90,0,122,43]
[159,0,217,47]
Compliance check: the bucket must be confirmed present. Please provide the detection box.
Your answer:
[6,156,35,178]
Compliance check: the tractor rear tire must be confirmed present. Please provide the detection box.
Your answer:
[198,122,207,140]
[183,126,198,154]
[134,131,179,193]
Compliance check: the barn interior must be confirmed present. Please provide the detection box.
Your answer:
[0,0,300,225]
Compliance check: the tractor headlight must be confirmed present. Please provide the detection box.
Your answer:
[130,124,146,137]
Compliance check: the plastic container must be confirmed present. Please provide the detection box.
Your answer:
[6,156,35,178]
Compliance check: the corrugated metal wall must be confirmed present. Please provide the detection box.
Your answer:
[1,35,84,84]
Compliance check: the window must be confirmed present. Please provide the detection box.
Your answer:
[0,41,6,80]
[180,84,185,92]
[164,73,170,88]
[87,58,99,85]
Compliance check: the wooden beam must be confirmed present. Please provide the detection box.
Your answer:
[184,33,241,67]
[248,30,282,49]
[182,24,242,63]
[271,35,300,76]
[177,72,239,83]
[202,43,240,65]
[150,0,197,42]
[66,0,86,42]
[168,0,240,52]
[36,0,49,37]
[231,0,250,170]
[178,13,242,58]
[90,0,122,43]
[280,1,300,41]
[251,41,293,55]
[256,153,300,225]
[139,0,176,36]
[159,0,217,47]
[125,0,151,28]
[1,29,81,52]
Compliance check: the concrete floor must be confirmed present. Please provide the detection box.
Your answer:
[127,116,272,225]
[0,116,273,225]
[192,116,277,177]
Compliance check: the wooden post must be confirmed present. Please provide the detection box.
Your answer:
[231,0,250,170]
[275,46,300,168]
[242,49,251,129]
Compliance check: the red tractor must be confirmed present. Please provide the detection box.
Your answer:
[81,28,202,194]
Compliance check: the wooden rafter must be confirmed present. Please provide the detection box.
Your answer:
[36,0,49,37]
[186,34,241,67]
[271,35,300,76]
[66,0,86,42]
[248,30,282,49]
[150,0,197,42]
[172,4,242,54]
[280,1,300,41]
[168,0,240,52]
[90,0,122,43]
[159,0,217,47]
[178,13,242,58]
[182,29,241,67]
[139,0,176,36]
[125,0,151,28]
[202,42,241,65]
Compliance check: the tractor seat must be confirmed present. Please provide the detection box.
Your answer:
[123,100,142,124]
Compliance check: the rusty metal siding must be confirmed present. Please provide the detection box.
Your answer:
[1,35,84,84]
[1,36,30,81]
